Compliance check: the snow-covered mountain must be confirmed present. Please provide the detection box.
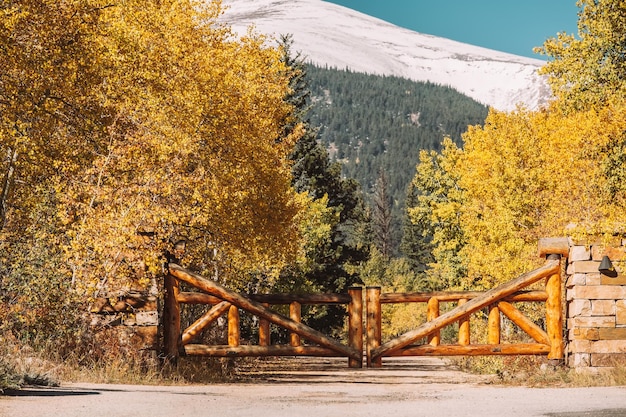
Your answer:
[220,0,551,111]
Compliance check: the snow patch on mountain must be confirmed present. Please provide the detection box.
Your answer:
[220,0,551,111]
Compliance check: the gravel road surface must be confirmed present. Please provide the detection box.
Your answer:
[2,357,625,417]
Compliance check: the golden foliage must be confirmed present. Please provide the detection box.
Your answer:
[444,0,626,288]
[420,102,626,290]
[1,0,306,297]
[407,138,466,289]
[536,0,626,111]
[65,1,305,295]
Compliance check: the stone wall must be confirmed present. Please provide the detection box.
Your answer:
[566,238,626,368]
[90,291,159,354]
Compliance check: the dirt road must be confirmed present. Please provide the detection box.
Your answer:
[2,357,626,417]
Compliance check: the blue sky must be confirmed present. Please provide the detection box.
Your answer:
[324,0,580,59]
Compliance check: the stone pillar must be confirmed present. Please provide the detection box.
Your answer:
[565,238,626,368]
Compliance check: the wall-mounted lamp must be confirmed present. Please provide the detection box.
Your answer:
[599,255,618,278]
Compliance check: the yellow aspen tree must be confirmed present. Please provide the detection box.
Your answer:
[0,1,109,232]
[0,0,123,344]
[407,0,626,294]
[407,138,466,290]
[457,103,626,289]
[61,0,306,295]
[536,0,626,111]
[537,0,626,208]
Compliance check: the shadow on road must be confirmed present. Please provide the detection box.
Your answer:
[232,356,493,385]
[546,410,626,417]
[3,387,101,397]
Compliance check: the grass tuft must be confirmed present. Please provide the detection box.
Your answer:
[455,355,626,387]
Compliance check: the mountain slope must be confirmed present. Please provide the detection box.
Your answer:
[221,0,551,111]
[304,66,489,250]
[306,66,488,194]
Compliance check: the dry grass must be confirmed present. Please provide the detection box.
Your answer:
[10,351,626,389]
[55,354,240,386]
[455,355,626,387]
[0,333,241,391]
[57,354,165,385]
[4,329,626,390]
[0,358,21,392]
[0,342,61,392]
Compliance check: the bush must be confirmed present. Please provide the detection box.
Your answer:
[0,357,20,393]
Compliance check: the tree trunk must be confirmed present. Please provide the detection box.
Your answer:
[0,146,18,230]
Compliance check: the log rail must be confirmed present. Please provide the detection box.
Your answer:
[162,238,568,369]
[163,264,363,367]
[365,237,568,367]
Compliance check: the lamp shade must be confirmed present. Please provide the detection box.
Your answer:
[599,255,618,278]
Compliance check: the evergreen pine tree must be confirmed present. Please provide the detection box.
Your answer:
[371,169,393,259]
[400,179,434,275]
[278,36,369,333]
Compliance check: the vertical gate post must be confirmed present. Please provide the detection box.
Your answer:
[546,253,564,361]
[537,237,568,363]
[228,305,240,347]
[163,272,181,364]
[289,301,302,347]
[488,304,501,344]
[427,297,440,346]
[458,298,470,346]
[348,286,363,368]
[366,286,382,367]
[259,303,271,346]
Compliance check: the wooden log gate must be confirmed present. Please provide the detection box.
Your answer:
[163,264,363,367]
[163,238,568,368]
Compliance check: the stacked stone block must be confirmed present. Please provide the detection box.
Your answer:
[566,239,626,368]
[90,291,159,352]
